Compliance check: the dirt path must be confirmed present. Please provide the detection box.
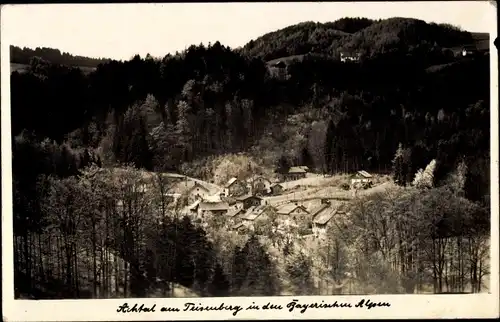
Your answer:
[163,172,223,193]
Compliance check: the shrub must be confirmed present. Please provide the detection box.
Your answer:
[341,183,350,190]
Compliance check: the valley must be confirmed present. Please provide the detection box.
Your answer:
[10,15,491,299]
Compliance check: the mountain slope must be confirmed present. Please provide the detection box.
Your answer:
[241,17,475,61]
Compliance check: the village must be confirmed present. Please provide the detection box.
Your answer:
[136,164,388,242]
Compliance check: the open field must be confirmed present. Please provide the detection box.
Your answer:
[264,173,392,206]
[162,172,223,193]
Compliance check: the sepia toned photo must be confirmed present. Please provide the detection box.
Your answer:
[1,1,498,320]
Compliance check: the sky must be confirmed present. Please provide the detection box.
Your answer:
[1,1,497,61]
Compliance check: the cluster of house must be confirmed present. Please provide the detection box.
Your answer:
[112,168,373,238]
[223,175,291,197]
[162,172,342,237]
[188,193,344,238]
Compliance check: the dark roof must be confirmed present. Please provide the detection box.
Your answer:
[199,202,229,211]
[221,196,238,205]
[235,194,262,202]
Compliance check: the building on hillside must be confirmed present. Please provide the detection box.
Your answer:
[226,207,245,227]
[170,180,211,204]
[240,205,272,232]
[298,166,310,172]
[268,60,288,80]
[249,176,272,195]
[269,183,284,196]
[340,52,362,63]
[221,196,243,210]
[276,203,309,226]
[235,194,263,210]
[350,170,373,187]
[312,207,338,237]
[309,202,331,220]
[283,166,307,181]
[224,177,248,197]
[462,45,478,57]
[198,202,229,219]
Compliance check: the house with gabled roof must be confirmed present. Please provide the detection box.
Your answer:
[169,180,211,204]
[248,175,272,195]
[309,202,331,220]
[312,207,341,237]
[350,170,373,188]
[282,166,307,181]
[240,205,274,231]
[198,201,229,219]
[224,177,248,197]
[276,203,309,226]
[277,203,309,216]
[235,194,263,210]
[225,207,245,227]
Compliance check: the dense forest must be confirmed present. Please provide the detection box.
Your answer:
[10,45,112,68]
[10,17,491,298]
[241,17,474,61]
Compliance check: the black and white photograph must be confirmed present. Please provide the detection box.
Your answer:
[1,1,498,320]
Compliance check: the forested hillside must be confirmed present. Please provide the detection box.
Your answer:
[11,20,489,199]
[10,45,112,68]
[241,17,474,61]
[10,17,491,298]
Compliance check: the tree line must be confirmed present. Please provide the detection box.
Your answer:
[10,45,112,68]
[11,37,489,191]
[241,17,473,61]
[14,162,284,298]
[314,182,490,294]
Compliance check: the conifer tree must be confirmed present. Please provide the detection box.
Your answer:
[413,159,436,189]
